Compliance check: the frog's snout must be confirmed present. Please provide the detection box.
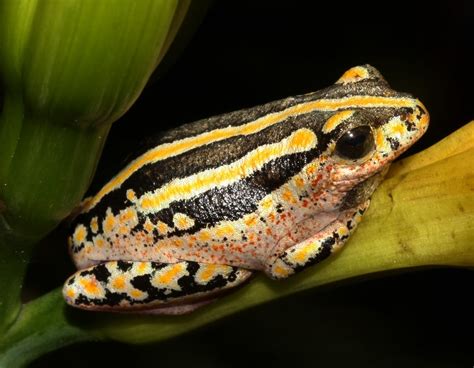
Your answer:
[376,97,429,158]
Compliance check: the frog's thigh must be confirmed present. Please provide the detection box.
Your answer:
[266,200,370,279]
[63,260,253,313]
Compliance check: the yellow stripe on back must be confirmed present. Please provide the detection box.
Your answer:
[84,96,415,212]
[138,128,318,213]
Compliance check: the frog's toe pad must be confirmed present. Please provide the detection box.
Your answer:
[63,260,252,312]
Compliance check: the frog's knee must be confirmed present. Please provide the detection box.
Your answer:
[63,260,252,312]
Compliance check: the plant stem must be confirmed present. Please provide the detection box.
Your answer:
[0,290,94,368]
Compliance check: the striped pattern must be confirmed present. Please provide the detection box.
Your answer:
[83,95,416,212]
[64,65,429,313]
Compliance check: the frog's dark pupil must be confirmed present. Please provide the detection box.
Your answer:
[335,126,374,160]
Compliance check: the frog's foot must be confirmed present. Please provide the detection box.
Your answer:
[266,200,370,279]
[63,260,253,314]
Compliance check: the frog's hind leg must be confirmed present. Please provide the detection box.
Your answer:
[266,201,369,279]
[63,260,253,314]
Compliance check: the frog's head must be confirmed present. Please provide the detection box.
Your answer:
[315,65,430,208]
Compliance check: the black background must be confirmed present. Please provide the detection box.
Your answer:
[31,1,474,367]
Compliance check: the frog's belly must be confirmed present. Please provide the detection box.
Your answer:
[78,208,340,271]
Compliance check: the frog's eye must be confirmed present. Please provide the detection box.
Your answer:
[335,126,375,160]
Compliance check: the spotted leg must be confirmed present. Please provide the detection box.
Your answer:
[266,200,370,279]
[63,260,253,314]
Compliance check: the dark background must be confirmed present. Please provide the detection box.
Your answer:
[30,1,474,367]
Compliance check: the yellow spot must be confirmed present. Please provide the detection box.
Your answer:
[157,221,169,235]
[197,264,217,283]
[66,288,75,298]
[120,207,137,222]
[156,263,185,286]
[103,210,116,234]
[126,189,136,201]
[139,129,317,213]
[293,242,317,263]
[111,276,126,290]
[73,225,87,244]
[288,128,318,148]
[215,223,235,237]
[282,189,296,204]
[144,218,155,233]
[119,225,129,235]
[137,262,148,274]
[261,196,274,210]
[94,236,105,248]
[198,230,211,242]
[130,289,144,299]
[390,122,406,136]
[244,214,258,227]
[336,66,369,84]
[322,110,354,134]
[273,263,291,278]
[338,226,349,237]
[172,238,183,247]
[173,213,195,231]
[80,278,100,296]
[295,176,306,189]
[375,129,385,149]
[90,217,98,234]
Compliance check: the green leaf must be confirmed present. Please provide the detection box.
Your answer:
[0,0,190,339]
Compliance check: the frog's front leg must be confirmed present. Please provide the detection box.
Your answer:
[63,260,253,314]
[266,201,370,279]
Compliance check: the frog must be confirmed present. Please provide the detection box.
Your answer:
[63,65,429,314]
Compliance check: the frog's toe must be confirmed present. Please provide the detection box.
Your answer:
[63,260,252,313]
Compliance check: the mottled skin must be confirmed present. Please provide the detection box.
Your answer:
[63,65,429,314]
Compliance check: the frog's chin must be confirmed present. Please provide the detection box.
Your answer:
[339,166,389,211]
